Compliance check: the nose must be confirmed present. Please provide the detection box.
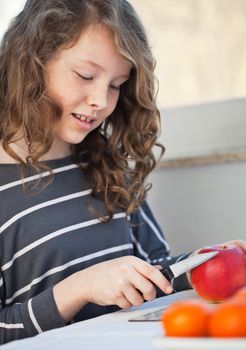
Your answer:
[86,84,108,110]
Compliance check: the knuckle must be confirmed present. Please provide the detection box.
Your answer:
[115,280,127,296]
[145,284,154,295]
[118,300,131,309]
[120,262,132,274]
[145,266,158,280]
[132,296,144,306]
[143,286,156,301]
[115,289,124,298]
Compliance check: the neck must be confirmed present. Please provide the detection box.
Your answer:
[42,138,72,160]
[0,138,72,164]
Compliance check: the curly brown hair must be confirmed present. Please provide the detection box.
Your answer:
[0,0,164,218]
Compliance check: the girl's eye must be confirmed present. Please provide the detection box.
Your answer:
[110,85,120,91]
[76,72,93,81]
[75,71,121,90]
[80,76,93,81]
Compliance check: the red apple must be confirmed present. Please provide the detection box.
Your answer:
[190,244,246,302]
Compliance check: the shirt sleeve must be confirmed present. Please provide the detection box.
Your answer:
[129,201,191,293]
[0,284,66,345]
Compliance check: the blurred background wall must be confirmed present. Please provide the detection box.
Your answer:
[130,0,246,108]
[148,98,246,255]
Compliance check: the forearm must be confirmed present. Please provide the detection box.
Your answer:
[53,270,89,322]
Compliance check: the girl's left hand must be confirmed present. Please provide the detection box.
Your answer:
[221,239,246,253]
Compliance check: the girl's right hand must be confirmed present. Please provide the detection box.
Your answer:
[79,256,173,309]
[53,256,172,322]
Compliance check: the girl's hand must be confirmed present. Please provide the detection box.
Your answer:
[78,256,172,309]
[53,256,172,322]
[221,239,246,253]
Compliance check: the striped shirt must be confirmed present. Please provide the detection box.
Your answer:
[0,156,190,344]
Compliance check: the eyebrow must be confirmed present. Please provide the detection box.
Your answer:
[80,59,131,79]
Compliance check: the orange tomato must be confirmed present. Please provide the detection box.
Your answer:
[161,300,210,337]
[208,300,246,337]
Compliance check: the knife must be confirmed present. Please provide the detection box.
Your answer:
[160,251,218,281]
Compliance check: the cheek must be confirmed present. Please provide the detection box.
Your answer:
[46,72,80,110]
[51,86,81,112]
[107,92,120,113]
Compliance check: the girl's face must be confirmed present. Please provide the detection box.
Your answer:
[45,23,132,159]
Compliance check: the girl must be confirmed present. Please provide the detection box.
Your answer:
[0,0,245,344]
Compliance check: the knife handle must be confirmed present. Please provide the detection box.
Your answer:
[160,267,174,282]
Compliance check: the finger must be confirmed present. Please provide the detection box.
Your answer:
[223,240,246,253]
[123,284,144,307]
[186,271,192,287]
[129,270,157,301]
[117,297,132,309]
[133,259,173,294]
[153,265,163,270]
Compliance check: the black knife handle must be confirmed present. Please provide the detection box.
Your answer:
[160,267,175,282]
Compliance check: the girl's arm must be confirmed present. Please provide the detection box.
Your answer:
[0,287,66,344]
[0,254,170,344]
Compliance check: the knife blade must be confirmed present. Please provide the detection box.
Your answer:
[160,251,218,281]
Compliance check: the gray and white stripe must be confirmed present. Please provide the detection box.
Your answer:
[139,207,170,252]
[0,164,79,192]
[2,212,126,271]
[0,323,24,330]
[129,228,151,263]
[28,299,43,334]
[0,189,92,234]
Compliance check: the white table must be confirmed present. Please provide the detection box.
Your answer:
[1,290,196,350]
[2,290,246,350]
